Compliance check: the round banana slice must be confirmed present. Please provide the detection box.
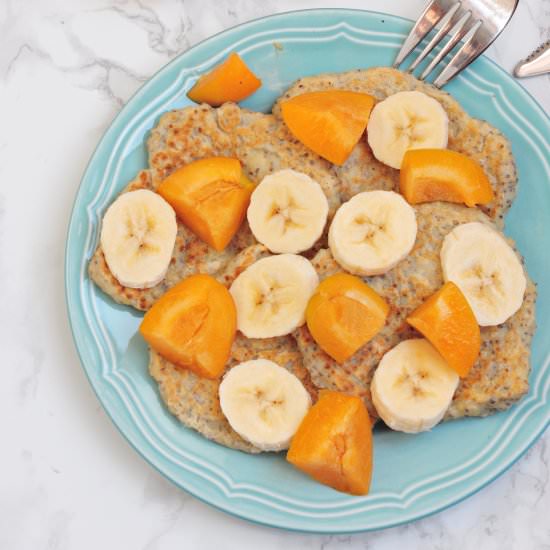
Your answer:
[100,189,177,289]
[371,339,459,433]
[247,169,329,254]
[219,359,312,451]
[229,254,319,338]
[328,190,417,276]
[367,91,449,169]
[441,222,527,326]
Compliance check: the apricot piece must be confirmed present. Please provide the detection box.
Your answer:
[281,90,375,165]
[287,390,373,495]
[400,149,494,207]
[157,157,254,251]
[306,273,389,363]
[407,281,480,378]
[139,274,236,379]
[187,52,261,106]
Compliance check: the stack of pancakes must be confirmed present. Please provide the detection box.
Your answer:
[89,67,536,453]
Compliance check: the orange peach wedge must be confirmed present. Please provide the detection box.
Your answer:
[281,90,375,165]
[139,274,236,379]
[407,281,480,378]
[306,272,389,363]
[287,390,373,496]
[400,148,494,207]
[157,157,255,251]
[187,52,261,106]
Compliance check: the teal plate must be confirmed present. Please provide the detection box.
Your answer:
[65,9,550,533]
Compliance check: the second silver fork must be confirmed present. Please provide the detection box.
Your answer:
[394,0,518,88]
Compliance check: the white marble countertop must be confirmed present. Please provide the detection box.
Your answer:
[1,1,549,548]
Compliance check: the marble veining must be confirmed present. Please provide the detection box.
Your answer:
[0,1,548,549]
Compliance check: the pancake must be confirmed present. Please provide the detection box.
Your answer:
[293,202,536,421]
[95,233,316,453]
[148,244,318,453]
[273,67,517,227]
[89,102,341,310]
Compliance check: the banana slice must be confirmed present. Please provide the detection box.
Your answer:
[219,359,312,451]
[328,190,417,276]
[367,91,449,169]
[229,254,319,338]
[247,169,329,254]
[100,189,177,289]
[440,222,527,326]
[371,339,459,433]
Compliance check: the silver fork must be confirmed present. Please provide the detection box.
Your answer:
[393,0,518,88]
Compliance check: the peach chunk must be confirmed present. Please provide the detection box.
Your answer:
[281,90,375,165]
[400,149,494,207]
[139,274,236,379]
[157,157,254,251]
[306,273,389,363]
[187,52,261,106]
[287,390,373,495]
[407,281,480,378]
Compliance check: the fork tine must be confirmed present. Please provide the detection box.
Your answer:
[393,0,447,68]
[407,2,462,73]
[419,10,472,80]
[433,19,483,87]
